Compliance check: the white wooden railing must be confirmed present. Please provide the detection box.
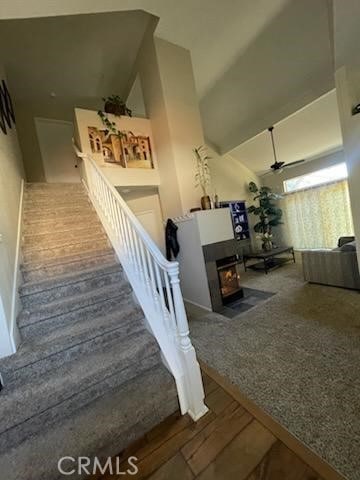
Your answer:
[74,146,208,421]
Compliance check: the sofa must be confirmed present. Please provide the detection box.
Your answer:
[302,236,360,290]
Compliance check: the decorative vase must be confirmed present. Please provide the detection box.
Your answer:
[262,241,273,252]
[201,195,211,210]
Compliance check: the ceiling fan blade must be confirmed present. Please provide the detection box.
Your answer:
[283,159,305,168]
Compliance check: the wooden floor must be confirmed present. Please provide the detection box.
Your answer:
[96,369,333,480]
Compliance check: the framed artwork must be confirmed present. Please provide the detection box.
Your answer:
[87,126,154,169]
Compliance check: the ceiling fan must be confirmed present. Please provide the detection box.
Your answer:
[263,126,305,175]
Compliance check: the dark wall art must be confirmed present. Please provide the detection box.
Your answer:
[0,80,15,135]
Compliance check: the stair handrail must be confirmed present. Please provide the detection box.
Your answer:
[74,144,208,421]
[73,144,174,270]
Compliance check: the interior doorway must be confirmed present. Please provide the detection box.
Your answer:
[35,118,80,183]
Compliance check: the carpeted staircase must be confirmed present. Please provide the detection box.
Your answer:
[0,183,178,479]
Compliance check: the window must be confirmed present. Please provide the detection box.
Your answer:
[281,178,354,249]
[283,163,348,193]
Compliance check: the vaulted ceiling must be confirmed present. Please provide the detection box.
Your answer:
[0,0,335,156]
[0,11,154,118]
[229,90,343,175]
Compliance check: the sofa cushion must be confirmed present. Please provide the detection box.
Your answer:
[339,240,357,252]
[338,236,355,247]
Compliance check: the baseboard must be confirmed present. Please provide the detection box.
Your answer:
[184,298,212,312]
[10,178,24,352]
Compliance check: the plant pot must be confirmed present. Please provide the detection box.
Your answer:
[262,241,273,251]
[104,102,127,116]
[201,195,212,210]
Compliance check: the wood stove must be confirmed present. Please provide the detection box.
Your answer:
[216,255,244,305]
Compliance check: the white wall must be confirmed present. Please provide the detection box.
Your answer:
[135,33,206,218]
[127,75,147,118]
[207,146,260,204]
[35,118,79,183]
[74,107,160,187]
[174,216,212,310]
[154,38,205,214]
[119,188,165,253]
[0,66,25,357]
[195,209,233,246]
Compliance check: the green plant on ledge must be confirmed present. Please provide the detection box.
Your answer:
[194,145,212,209]
[97,95,132,137]
[248,181,283,235]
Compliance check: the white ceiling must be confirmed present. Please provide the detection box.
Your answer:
[0,0,290,96]
[0,11,153,113]
[0,0,335,153]
[229,89,343,175]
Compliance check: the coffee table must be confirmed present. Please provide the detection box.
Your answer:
[243,246,295,274]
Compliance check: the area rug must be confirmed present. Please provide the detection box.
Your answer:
[186,263,360,480]
[218,287,275,318]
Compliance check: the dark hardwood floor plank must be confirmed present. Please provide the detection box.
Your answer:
[196,419,277,480]
[146,453,194,480]
[202,373,219,396]
[127,411,216,479]
[205,385,233,415]
[181,401,240,461]
[185,407,253,476]
[246,441,323,480]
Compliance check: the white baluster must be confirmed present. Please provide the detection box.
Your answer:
[146,251,160,312]
[132,231,142,276]
[164,272,176,335]
[168,263,208,420]
[154,263,168,326]
[139,240,151,294]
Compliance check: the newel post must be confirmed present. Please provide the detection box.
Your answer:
[168,263,208,421]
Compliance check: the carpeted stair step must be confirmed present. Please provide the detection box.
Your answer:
[22,230,107,253]
[22,224,106,248]
[21,251,117,282]
[0,300,144,379]
[22,237,110,264]
[24,191,87,205]
[0,331,160,452]
[25,182,83,191]
[0,321,155,424]
[4,315,147,388]
[0,363,178,480]
[23,204,94,221]
[22,212,101,233]
[21,246,114,275]
[19,291,135,340]
[18,281,132,331]
[24,197,91,212]
[0,181,179,480]
[19,264,123,308]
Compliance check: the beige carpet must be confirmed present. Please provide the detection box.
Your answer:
[187,263,360,480]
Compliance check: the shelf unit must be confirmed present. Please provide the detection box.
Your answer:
[219,200,250,241]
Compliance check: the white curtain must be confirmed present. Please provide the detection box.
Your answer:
[281,180,354,249]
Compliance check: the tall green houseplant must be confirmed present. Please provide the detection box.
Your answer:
[248,182,283,235]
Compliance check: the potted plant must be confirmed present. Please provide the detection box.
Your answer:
[194,145,212,210]
[97,96,132,136]
[102,95,132,117]
[248,182,283,251]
